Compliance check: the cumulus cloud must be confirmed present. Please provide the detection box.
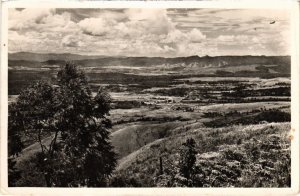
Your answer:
[62,35,82,47]
[188,28,206,42]
[78,17,113,36]
[162,29,187,44]
[77,9,174,38]
[8,8,291,56]
[162,28,206,45]
[9,30,63,53]
[9,8,55,30]
[126,9,174,35]
[40,12,75,31]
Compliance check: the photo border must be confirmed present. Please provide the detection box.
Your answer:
[1,1,299,195]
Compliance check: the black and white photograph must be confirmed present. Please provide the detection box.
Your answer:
[1,1,299,194]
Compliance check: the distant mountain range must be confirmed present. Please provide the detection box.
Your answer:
[9,52,290,68]
[8,52,110,62]
[8,52,291,95]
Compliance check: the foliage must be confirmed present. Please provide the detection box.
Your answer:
[177,138,197,186]
[8,158,22,187]
[204,109,290,128]
[8,63,117,187]
[13,153,46,187]
[8,121,24,157]
[109,173,142,187]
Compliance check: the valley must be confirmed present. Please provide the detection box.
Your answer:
[8,53,291,187]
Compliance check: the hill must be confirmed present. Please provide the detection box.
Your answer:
[12,122,290,187]
[113,122,291,187]
[9,52,290,70]
[8,52,109,62]
[8,54,291,78]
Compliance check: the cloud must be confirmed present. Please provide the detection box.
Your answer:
[8,8,291,56]
[217,35,251,45]
[162,29,187,44]
[39,12,75,31]
[77,9,174,38]
[162,28,206,45]
[9,8,55,30]
[126,9,174,35]
[9,30,62,53]
[62,35,82,47]
[188,28,206,42]
[78,17,114,36]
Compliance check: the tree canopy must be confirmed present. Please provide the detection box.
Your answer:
[8,63,117,187]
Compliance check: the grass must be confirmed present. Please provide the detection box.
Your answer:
[111,122,183,158]
[113,122,291,187]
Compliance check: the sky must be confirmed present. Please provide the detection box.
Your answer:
[8,8,291,57]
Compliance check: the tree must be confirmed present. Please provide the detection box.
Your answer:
[8,63,117,187]
[178,138,197,186]
[8,158,21,187]
[7,118,23,157]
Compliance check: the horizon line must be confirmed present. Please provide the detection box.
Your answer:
[8,51,291,58]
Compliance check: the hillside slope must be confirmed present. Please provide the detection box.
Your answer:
[114,122,291,187]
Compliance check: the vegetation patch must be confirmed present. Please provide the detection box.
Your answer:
[111,123,290,187]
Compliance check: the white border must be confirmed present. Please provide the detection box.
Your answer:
[1,1,299,195]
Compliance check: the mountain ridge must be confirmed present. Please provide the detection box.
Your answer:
[8,52,112,62]
[9,52,290,62]
[9,52,290,68]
